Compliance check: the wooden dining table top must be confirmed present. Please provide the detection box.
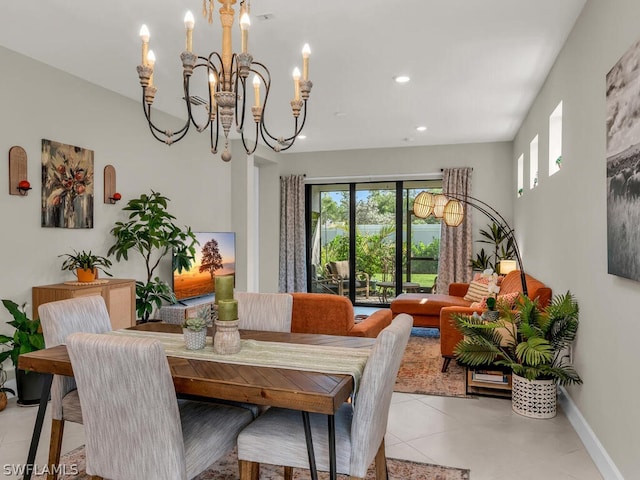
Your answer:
[18,322,376,415]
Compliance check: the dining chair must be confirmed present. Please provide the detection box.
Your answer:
[235,292,293,332]
[37,295,113,480]
[65,332,254,480]
[236,313,413,480]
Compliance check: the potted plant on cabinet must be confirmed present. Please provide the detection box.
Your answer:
[0,300,45,405]
[108,190,198,323]
[59,249,113,282]
[453,292,582,418]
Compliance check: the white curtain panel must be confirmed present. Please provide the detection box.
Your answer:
[279,175,307,292]
[436,167,473,293]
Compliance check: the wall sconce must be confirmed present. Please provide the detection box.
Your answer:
[17,180,32,195]
[9,146,29,196]
[104,165,121,204]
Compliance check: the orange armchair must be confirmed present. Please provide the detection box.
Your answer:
[290,293,391,338]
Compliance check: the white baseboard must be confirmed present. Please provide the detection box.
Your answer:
[559,387,624,480]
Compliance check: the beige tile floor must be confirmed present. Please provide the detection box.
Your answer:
[0,392,602,480]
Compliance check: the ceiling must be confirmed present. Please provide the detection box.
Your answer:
[0,1,587,155]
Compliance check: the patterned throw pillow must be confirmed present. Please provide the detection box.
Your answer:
[463,280,491,303]
[496,291,520,308]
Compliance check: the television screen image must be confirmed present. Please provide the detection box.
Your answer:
[173,232,236,302]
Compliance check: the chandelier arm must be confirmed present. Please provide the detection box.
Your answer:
[444,192,527,296]
[210,113,221,154]
[234,73,248,134]
[183,66,213,133]
[239,122,259,155]
[141,90,191,144]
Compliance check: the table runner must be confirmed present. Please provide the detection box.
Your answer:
[108,329,371,392]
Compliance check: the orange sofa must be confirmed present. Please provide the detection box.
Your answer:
[439,270,551,371]
[290,292,392,338]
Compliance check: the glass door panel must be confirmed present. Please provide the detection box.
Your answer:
[355,183,397,305]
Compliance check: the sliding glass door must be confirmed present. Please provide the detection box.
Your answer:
[307,179,442,306]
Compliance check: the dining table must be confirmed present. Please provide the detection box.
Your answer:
[18,322,375,480]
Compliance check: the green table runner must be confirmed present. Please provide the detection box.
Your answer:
[108,329,371,393]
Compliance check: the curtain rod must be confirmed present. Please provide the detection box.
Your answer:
[440,167,473,171]
[303,172,442,184]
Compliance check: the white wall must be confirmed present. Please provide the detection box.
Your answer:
[0,46,231,344]
[513,0,639,476]
[258,142,514,292]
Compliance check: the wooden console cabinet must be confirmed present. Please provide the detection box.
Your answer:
[32,279,136,330]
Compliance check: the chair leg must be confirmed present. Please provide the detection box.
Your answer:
[239,459,259,480]
[284,466,293,480]
[47,419,65,480]
[441,357,452,373]
[374,439,388,480]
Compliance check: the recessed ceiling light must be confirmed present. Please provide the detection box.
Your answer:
[416,126,427,132]
[297,134,307,139]
[393,75,410,84]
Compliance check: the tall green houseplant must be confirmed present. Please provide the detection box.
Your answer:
[108,191,197,322]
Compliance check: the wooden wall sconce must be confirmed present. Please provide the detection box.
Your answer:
[104,165,121,204]
[9,146,31,196]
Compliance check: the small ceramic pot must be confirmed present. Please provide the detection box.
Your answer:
[183,328,207,350]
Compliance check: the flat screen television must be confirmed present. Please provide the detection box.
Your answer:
[172,232,236,302]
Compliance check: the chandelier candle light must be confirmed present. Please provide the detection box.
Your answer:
[136,0,312,162]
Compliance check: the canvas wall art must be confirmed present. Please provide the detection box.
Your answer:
[606,37,640,281]
[41,139,94,229]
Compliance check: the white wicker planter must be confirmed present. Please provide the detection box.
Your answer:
[511,373,557,419]
[183,328,207,350]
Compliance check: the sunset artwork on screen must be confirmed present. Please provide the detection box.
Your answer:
[173,232,236,301]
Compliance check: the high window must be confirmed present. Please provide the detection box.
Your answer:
[530,135,539,190]
[549,102,563,176]
[517,154,524,198]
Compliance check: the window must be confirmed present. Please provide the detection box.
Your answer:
[549,102,563,176]
[517,154,524,198]
[530,135,539,189]
[306,179,441,306]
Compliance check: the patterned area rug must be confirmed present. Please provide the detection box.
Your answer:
[394,328,468,397]
[33,446,470,480]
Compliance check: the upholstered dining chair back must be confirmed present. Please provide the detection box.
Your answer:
[66,332,253,480]
[349,313,412,476]
[236,313,413,479]
[38,296,112,421]
[235,292,293,332]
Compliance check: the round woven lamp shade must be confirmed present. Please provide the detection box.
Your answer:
[413,191,435,218]
[433,194,449,218]
[443,199,464,226]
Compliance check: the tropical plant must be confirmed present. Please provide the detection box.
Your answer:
[0,300,45,369]
[453,292,582,386]
[59,249,112,276]
[470,222,516,272]
[108,191,198,322]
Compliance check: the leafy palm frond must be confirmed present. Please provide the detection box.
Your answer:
[454,340,502,366]
[515,337,553,367]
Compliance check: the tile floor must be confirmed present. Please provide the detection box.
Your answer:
[0,391,602,480]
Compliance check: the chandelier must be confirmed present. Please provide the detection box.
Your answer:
[136,0,312,162]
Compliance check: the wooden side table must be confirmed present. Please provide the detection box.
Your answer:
[466,368,512,398]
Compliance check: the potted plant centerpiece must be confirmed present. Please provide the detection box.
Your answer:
[59,249,112,282]
[108,191,198,323]
[453,292,582,418]
[0,300,46,405]
[182,317,208,350]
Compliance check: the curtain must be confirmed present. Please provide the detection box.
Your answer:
[436,167,473,294]
[279,175,307,292]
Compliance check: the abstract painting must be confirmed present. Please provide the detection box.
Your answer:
[41,139,94,229]
[606,37,640,281]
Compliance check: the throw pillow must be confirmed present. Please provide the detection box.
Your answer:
[496,291,520,308]
[463,280,491,303]
[330,260,350,279]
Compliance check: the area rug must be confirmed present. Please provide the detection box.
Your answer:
[33,446,470,480]
[394,328,468,397]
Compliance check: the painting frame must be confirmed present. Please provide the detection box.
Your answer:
[41,139,94,229]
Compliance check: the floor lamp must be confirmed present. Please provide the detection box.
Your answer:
[413,191,528,296]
